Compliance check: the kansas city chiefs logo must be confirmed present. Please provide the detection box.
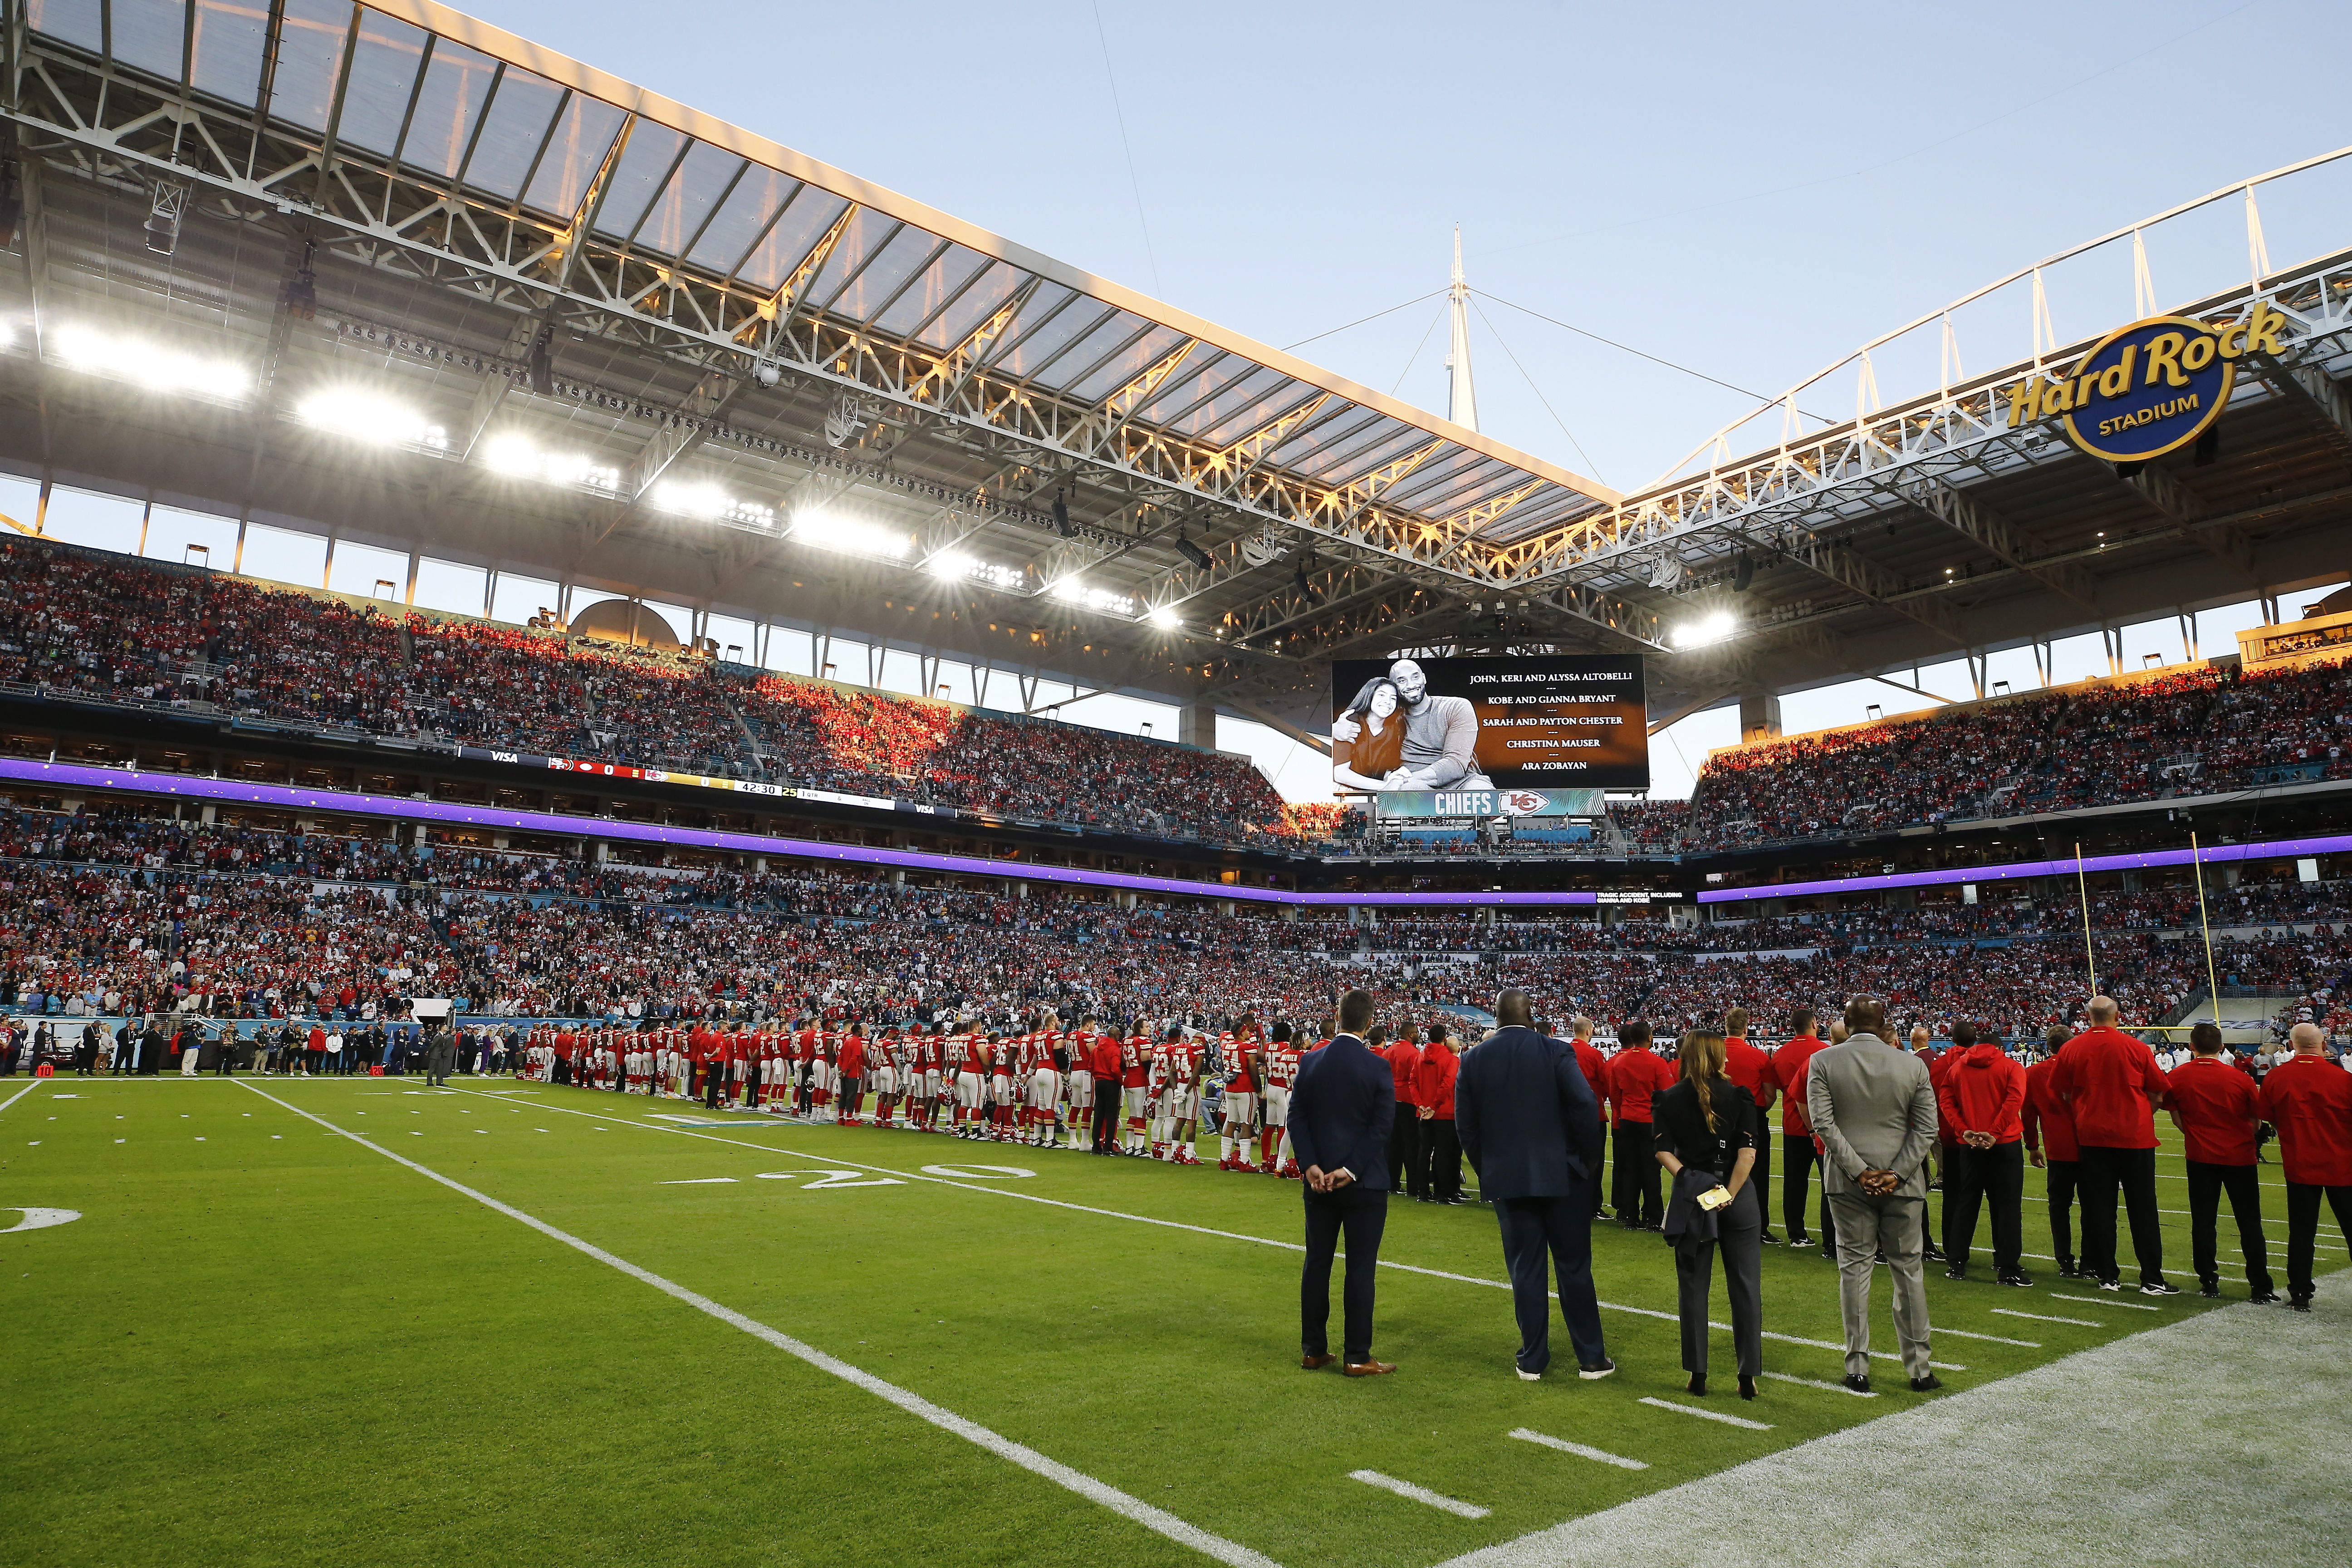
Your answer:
[1501,790,1550,814]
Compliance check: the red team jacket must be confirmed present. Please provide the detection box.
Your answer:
[2165,1055,2260,1166]
[1413,1046,1459,1119]
[1761,1032,1827,1136]
[1606,1049,1672,1125]
[2257,1055,2352,1186]
[1382,1039,1421,1108]
[1936,1043,2026,1144]
[2022,1056,2080,1162]
[2049,1026,2168,1149]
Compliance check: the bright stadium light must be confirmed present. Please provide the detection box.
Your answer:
[926,550,1026,591]
[52,324,249,400]
[652,480,774,528]
[1674,611,1737,649]
[1049,578,1135,617]
[1147,604,1183,629]
[789,510,908,559]
[296,387,447,449]
[483,434,620,494]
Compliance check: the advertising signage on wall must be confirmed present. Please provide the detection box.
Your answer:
[1328,655,1650,794]
[2008,300,2286,462]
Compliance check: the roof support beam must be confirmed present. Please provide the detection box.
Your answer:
[2118,463,2258,581]
[1886,470,2102,614]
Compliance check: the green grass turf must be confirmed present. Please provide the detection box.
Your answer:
[2,1074,2337,1568]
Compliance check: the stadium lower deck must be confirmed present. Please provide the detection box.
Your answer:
[6,1068,2342,1568]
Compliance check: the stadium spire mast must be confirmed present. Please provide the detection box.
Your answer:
[1445,225,1479,432]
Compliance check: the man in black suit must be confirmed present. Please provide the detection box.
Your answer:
[1288,988,1398,1377]
[1455,988,1614,1382]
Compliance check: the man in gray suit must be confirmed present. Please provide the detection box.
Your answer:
[1808,995,1942,1395]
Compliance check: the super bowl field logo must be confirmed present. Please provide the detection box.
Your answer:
[2006,301,2287,462]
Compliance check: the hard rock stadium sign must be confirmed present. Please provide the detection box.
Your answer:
[2008,301,2288,462]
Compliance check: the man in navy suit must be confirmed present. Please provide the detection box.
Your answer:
[1455,989,1614,1381]
[1288,988,1399,1376]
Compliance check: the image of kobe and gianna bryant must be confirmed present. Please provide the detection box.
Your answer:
[1330,656,1642,794]
[1330,658,1490,793]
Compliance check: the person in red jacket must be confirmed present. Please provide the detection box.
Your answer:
[1720,1006,1782,1245]
[1569,1017,1611,1219]
[1605,1022,1671,1228]
[2049,996,2177,1295]
[836,1025,867,1126]
[1762,1007,1835,1256]
[2167,1021,2278,1302]
[1383,1024,1425,1199]
[1934,1021,2030,1285]
[2256,1022,2352,1311]
[1413,1022,1463,1203]
[2020,1025,2079,1274]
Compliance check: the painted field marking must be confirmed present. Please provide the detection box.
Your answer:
[444,1088,1972,1371]
[1935,1326,2040,1347]
[2053,1293,2161,1311]
[920,1163,1036,1179]
[754,1171,906,1190]
[661,1177,739,1185]
[0,1082,41,1115]
[1994,1308,2101,1327]
[232,1079,1279,1568]
[1,1207,80,1233]
[1758,1370,1876,1397]
[1506,1428,1648,1470]
[1348,1470,1489,1519]
[1637,1396,1772,1431]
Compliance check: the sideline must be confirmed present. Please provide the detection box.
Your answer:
[231,1078,1279,1568]
[438,1085,1965,1369]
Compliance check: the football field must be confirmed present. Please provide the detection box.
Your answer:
[4,1073,2339,1568]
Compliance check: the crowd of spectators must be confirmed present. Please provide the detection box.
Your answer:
[5,799,2348,1054]
[1673,659,2352,848]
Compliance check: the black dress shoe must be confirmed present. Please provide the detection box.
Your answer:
[1737,1375,1757,1400]
[1922,1240,1945,1261]
[1998,1271,2034,1288]
[1686,1373,1707,1396]
[1841,1372,1872,1394]
[1576,1357,1617,1380]
[1943,1266,1967,1280]
[1788,1230,1813,1246]
[2199,1279,2221,1299]
[1758,1231,1781,1246]
[1910,1373,1944,1393]
[2288,1295,2313,1313]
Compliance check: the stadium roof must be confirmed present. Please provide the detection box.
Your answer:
[2,3,2349,753]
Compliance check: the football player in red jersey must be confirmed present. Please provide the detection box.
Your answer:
[869,1022,899,1128]
[1146,1028,1176,1160]
[1261,1021,1303,1175]
[1163,1023,1204,1165]
[1119,1022,1152,1155]
[1062,1014,1096,1149]
[916,1021,945,1132]
[949,1020,985,1137]
[1219,1015,1262,1171]
[1024,1012,1063,1147]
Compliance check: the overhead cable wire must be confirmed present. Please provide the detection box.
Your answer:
[1469,296,1605,483]
[1281,289,1446,352]
[1089,0,1162,299]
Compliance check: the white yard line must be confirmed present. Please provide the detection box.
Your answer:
[443,1087,1972,1370]
[1637,1396,1772,1431]
[0,1081,42,1115]
[232,1079,1279,1568]
[1992,1308,2101,1327]
[1932,1326,2040,1346]
[1758,1370,1876,1397]
[2051,1293,2161,1311]
[1348,1471,1490,1519]
[1506,1428,1649,1470]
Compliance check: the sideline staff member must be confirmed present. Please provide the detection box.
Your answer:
[1606,1024,1670,1228]
[1654,1029,1763,1400]
[1289,989,1397,1375]
[1456,989,1612,1382]
[2257,1022,2352,1313]
[2166,1022,2278,1302]
[2050,998,2177,1296]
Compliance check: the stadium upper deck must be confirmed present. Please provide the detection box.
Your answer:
[2,2,2350,807]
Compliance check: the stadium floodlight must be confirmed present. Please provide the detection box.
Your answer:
[789,510,908,559]
[1048,578,1135,617]
[52,325,249,400]
[1673,611,1736,649]
[1147,604,1183,629]
[483,435,622,494]
[296,387,446,449]
[926,550,1026,591]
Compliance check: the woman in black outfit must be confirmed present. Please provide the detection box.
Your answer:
[1654,1029,1764,1399]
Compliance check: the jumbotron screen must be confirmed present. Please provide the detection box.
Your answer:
[1328,654,1649,794]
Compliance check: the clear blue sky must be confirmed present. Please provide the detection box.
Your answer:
[436,0,2352,795]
